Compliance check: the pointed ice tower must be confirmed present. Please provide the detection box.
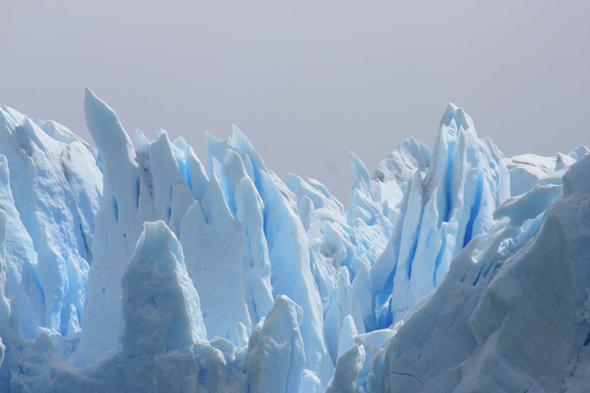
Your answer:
[247,295,306,393]
[121,221,206,353]
[369,136,590,393]
[179,167,274,343]
[89,221,206,392]
[342,138,431,332]
[369,104,510,328]
[76,89,206,365]
[206,126,335,384]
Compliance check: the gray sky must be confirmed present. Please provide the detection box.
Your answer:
[1,1,589,203]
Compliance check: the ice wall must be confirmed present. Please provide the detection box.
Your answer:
[369,104,510,328]
[370,154,590,392]
[0,90,588,392]
[0,105,102,339]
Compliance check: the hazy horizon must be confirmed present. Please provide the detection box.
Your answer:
[1,0,589,203]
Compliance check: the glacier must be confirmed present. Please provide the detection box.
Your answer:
[0,88,588,392]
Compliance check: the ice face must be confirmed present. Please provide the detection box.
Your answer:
[77,89,205,365]
[121,221,206,354]
[179,171,274,343]
[247,295,306,393]
[324,267,364,365]
[326,344,366,393]
[87,220,206,392]
[368,103,511,329]
[0,105,102,340]
[1,91,589,392]
[369,153,590,393]
[0,210,15,376]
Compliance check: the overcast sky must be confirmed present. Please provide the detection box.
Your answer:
[1,1,589,203]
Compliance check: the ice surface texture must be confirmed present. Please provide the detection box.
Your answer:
[0,90,588,392]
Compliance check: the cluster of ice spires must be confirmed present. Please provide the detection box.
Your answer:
[0,88,588,392]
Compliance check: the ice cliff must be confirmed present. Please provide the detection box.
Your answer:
[0,89,588,392]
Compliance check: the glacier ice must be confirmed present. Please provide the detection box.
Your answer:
[0,90,589,392]
[247,295,305,393]
[326,344,365,393]
[368,153,590,392]
[0,105,101,340]
[369,103,510,329]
